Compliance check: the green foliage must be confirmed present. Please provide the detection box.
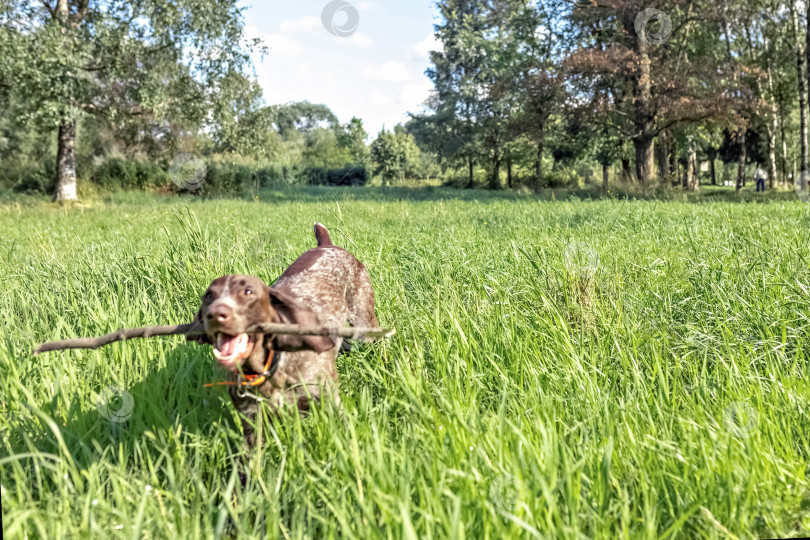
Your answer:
[370,128,422,184]
[0,0,259,197]
[300,128,352,169]
[544,168,581,189]
[271,101,340,136]
[91,158,170,191]
[212,73,281,161]
[338,117,370,166]
[8,157,58,194]
[198,162,293,196]
[305,166,368,186]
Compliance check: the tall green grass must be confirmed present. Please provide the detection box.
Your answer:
[1,187,808,538]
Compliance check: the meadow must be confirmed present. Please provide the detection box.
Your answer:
[1,186,809,539]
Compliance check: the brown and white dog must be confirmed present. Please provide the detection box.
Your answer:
[191,223,378,445]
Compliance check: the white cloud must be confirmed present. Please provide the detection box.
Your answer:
[412,33,440,57]
[400,79,433,106]
[364,61,411,82]
[280,16,322,34]
[263,33,303,56]
[242,0,440,135]
[342,31,373,47]
[368,91,395,107]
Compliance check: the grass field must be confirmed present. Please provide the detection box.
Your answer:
[1,186,809,539]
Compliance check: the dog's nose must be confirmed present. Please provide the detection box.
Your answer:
[206,304,232,324]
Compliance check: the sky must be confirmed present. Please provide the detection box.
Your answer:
[241,0,442,137]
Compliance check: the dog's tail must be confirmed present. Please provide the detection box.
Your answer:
[314,222,333,247]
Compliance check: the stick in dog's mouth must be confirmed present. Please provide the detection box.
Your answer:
[213,332,256,367]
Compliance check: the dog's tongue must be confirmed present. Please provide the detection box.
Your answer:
[215,333,250,362]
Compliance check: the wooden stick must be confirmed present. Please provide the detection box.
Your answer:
[32,323,396,355]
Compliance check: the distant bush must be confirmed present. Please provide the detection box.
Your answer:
[10,157,58,194]
[3,156,314,197]
[92,158,170,190]
[544,169,580,189]
[198,162,302,195]
[91,158,299,196]
[194,162,247,195]
[306,166,368,186]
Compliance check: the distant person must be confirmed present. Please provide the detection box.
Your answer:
[754,167,767,192]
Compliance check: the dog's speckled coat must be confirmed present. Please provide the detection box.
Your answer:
[191,223,378,445]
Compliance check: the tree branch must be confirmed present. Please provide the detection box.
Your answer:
[32,323,396,355]
[70,0,88,27]
[40,0,54,16]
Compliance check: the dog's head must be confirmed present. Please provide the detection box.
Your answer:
[190,275,334,373]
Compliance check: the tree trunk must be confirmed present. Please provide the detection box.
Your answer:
[709,149,717,186]
[507,157,513,189]
[621,156,632,183]
[624,11,655,185]
[466,157,474,189]
[657,132,670,184]
[766,121,778,189]
[736,131,746,191]
[602,162,609,193]
[764,39,779,188]
[55,117,78,201]
[794,5,809,175]
[489,142,501,190]
[634,137,655,187]
[687,142,699,191]
[779,102,789,185]
[684,145,692,189]
[794,155,798,187]
[54,0,78,201]
[534,131,544,193]
[669,139,677,186]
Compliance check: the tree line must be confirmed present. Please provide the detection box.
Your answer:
[0,0,434,199]
[2,0,809,199]
[405,0,810,192]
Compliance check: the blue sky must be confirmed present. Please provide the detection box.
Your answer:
[241,0,441,137]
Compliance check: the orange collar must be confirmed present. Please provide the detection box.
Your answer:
[204,349,276,388]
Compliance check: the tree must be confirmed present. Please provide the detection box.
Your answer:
[427,0,488,188]
[567,1,745,185]
[212,72,280,161]
[370,128,421,185]
[1,0,256,201]
[338,117,370,166]
[271,101,339,137]
[508,0,564,191]
[792,2,809,178]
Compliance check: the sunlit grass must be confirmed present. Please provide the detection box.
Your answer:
[1,186,809,538]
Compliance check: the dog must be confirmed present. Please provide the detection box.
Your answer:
[191,223,378,446]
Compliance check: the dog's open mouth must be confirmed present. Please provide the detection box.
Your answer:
[213,333,256,368]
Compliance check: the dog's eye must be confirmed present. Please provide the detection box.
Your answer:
[244,288,253,296]
[203,291,213,302]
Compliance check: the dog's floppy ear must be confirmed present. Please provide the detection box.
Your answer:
[267,287,335,352]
